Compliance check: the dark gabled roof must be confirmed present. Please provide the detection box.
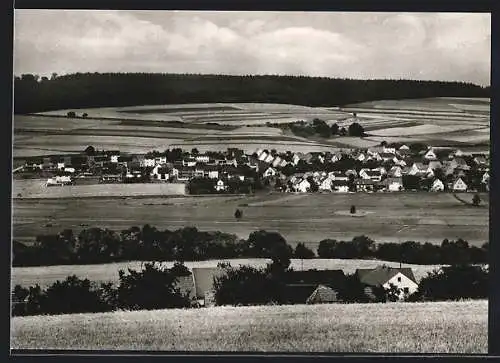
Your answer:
[284,269,346,289]
[332,180,349,186]
[364,170,381,177]
[283,284,318,304]
[306,285,340,304]
[356,266,417,286]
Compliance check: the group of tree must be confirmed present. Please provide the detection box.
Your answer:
[13,226,488,268]
[14,73,489,114]
[12,262,192,316]
[317,236,488,265]
[213,262,487,307]
[285,119,365,139]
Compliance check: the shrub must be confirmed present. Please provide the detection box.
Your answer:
[294,243,315,259]
[115,262,191,310]
[213,264,285,306]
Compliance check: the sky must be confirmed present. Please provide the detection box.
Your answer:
[14,10,491,86]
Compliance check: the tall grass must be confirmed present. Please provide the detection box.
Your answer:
[11,300,487,353]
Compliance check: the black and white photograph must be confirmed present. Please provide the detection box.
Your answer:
[11,10,490,353]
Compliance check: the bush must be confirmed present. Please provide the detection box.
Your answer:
[410,265,488,301]
[294,243,315,259]
[213,264,285,306]
[350,205,356,214]
[41,275,112,315]
[115,262,191,310]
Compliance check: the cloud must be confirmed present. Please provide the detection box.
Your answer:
[13,10,491,85]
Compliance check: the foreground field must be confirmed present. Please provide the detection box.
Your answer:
[13,192,489,247]
[10,300,487,353]
[11,258,443,288]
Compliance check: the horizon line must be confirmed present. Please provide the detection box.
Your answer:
[13,71,491,88]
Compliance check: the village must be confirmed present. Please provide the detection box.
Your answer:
[17,142,490,194]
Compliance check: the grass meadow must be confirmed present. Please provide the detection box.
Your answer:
[10,300,487,352]
[13,192,489,246]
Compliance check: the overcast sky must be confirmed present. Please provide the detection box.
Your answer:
[14,10,491,86]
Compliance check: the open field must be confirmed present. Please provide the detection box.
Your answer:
[13,179,186,199]
[12,192,489,247]
[14,97,489,157]
[11,258,445,289]
[10,300,487,353]
[340,97,489,150]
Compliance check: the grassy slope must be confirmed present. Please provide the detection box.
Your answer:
[11,300,487,353]
[11,258,445,289]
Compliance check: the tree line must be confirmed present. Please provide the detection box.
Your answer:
[13,226,488,267]
[14,73,489,114]
[12,259,488,317]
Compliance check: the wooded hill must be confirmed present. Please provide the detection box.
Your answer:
[14,73,490,114]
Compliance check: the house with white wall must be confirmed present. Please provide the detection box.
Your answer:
[356,266,419,301]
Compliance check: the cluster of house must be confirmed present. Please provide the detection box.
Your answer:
[19,143,489,193]
[176,265,419,307]
[256,145,489,193]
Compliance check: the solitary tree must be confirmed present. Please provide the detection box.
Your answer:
[350,205,356,214]
[84,145,96,156]
[472,193,481,206]
[234,209,243,220]
[82,113,88,118]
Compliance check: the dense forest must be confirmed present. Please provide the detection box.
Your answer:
[14,73,490,114]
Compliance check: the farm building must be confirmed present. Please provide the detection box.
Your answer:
[431,178,445,192]
[332,180,349,193]
[282,269,347,304]
[215,179,227,192]
[383,177,403,192]
[452,177,468,192]
[263,167,277,178]
[356,266,418,301]
[424,148,437,160]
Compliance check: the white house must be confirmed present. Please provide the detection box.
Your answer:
[409,163,434,177]
[264,154,274,164]
[319,176,334,191]
[154,156,167,165]
[383,147,397,154]
[452,177,468,192]
[272,156,283,168]
[57,162,65,170]
[215,180,227,192]
[431,178,445,192]
[356,153,366,162]
[195,155,210,163]
[388,166,402,178]
[258,152,268,162]
[110,155,119,163]
[141,158,156,168]
[295,179,311,193]
[263,167,277,178]
[399,144,410,151]
[393,157,407,167]
[357,266,419,301]
[424,148,437,160]
[385,177,403,192]
[482,171,490,185]
[63,167,75,174]
[382,271,419,299]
